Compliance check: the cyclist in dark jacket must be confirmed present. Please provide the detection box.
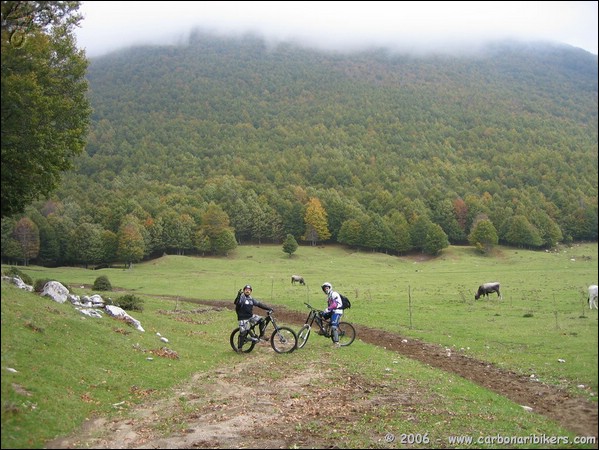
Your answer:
[235,284,272,342]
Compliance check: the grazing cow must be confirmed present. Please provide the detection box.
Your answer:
[475,282,502,300]
[291,275,305,286]
[589,285,598,309]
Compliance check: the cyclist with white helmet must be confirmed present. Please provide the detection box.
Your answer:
[320,282,343,346]
[235,284,272,343]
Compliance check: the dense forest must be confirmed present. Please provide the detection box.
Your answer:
[2,32,598,266]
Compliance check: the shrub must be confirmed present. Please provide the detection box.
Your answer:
[34,278,54,293]
[3,266,33,286]
[115,294,144,312]
[93,275,112,291]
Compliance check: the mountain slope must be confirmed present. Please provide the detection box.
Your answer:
[53,34,597,246]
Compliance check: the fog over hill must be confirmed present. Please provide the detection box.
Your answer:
[76,1,599,58]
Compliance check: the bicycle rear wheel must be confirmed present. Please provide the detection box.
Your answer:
[337,322,356,347]
[270,327,298,354]
[297,324,311,349]
[230,328,256,353]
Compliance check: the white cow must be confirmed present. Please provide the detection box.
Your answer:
[475,282,502,300]
[589,285,598,309]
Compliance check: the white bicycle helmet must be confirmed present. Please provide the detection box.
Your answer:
[321,282,332,292]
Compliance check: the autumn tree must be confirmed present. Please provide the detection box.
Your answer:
[303,197,330,245]
[117,215,145,268]
[453,197,468,233]
[201,202,230,239]
[200,202,235,254]
[1,1,91,218]
[12,216,40,265]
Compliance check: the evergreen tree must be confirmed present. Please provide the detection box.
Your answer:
[282,233,298,257]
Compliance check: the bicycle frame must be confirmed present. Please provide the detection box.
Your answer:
[230,310,297,354]
[297,303,356,349]
[303,308,331,335]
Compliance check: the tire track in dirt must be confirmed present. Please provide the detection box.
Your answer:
[216,301,597,440]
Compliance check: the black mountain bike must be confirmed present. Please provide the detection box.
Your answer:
[297,302,356,349]
[230,310,298,354]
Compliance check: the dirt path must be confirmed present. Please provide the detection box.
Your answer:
[275,308,598,440]
[47,302,597,449]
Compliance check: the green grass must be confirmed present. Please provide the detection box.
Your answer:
[2,243,597,448]
[9,243,597,388]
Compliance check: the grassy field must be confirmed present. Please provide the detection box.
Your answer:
[1,243,597,448]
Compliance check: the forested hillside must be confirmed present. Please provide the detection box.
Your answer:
[2,32,597,266]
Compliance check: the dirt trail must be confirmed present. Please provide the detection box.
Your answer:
[46,302,597,449]
[273,307,598,440]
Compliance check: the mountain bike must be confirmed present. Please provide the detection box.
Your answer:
[297,302,356,349]
[230,310,298,354]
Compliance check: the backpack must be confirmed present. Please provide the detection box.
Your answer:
[339,293,351,310]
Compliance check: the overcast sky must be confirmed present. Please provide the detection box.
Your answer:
[75,1,598,58]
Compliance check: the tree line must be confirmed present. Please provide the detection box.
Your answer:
[0,186,580,268]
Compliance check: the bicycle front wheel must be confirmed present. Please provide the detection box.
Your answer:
[297,324,311,349]
[270,327,298,354]
[337,322,356,347]
[230,328,256,353]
